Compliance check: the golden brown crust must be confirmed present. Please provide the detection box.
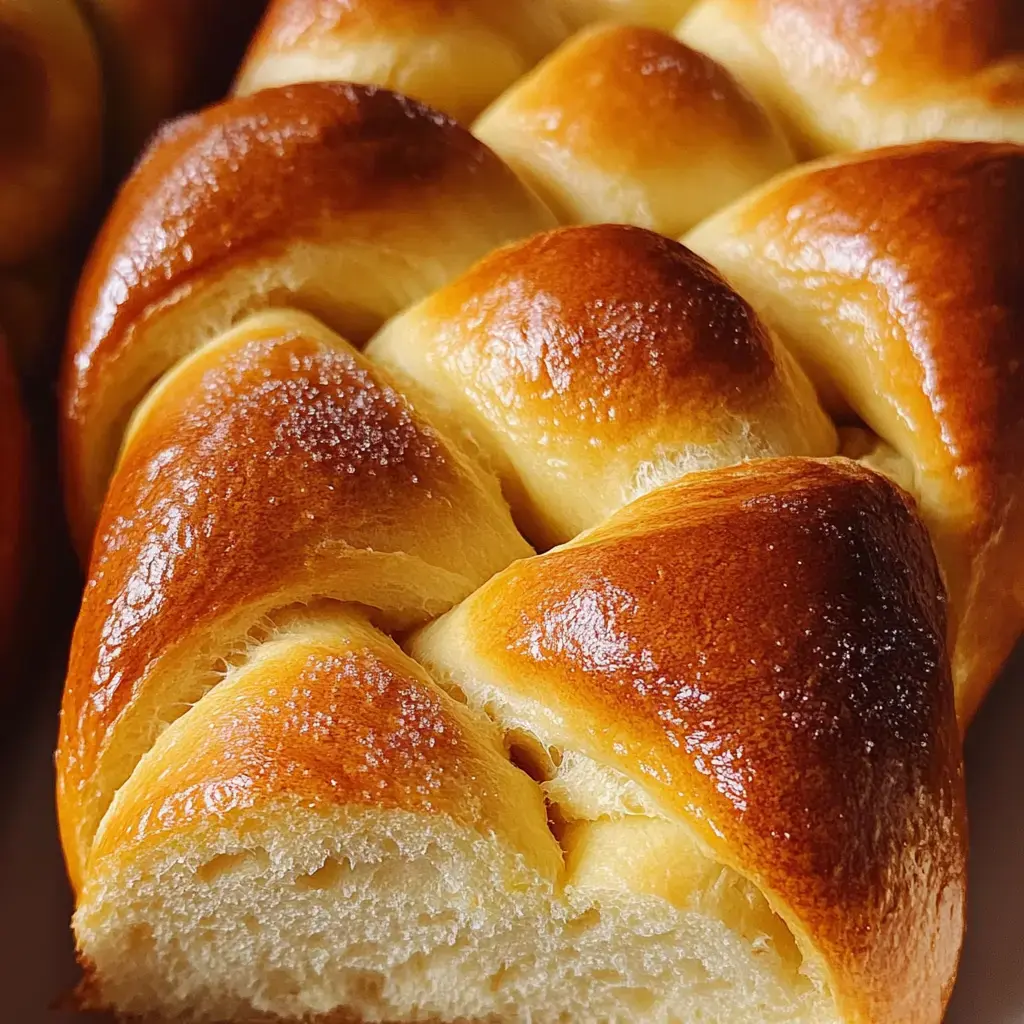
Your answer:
[426,225,780,417]
[237,0,569,121]
[78,84,478,351]
[61,80,554,554]
[728,142,1023,488]
[69,85,487,393]
[686,140,1024,723]
[748,0,1022,97]
[414,457,966,1024]
[369,224,835,545]
[485,24,785,174]
[473,23,794,233]
[58,312,529,892]
[90,610,557,875]
[680,0,1024,152]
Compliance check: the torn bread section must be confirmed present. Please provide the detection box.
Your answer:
[77,604,830,1024]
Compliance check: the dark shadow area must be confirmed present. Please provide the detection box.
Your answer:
[947,642,1024,1024]
[0,667,80,1023]
[0,16,271,1020]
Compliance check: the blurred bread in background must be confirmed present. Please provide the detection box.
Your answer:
[78,0,268,173]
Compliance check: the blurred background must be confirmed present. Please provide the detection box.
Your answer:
[0,3,269,1019]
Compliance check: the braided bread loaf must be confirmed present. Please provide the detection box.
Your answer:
[58,1,1023,1022]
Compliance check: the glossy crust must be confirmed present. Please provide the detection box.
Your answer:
[89,608,559,881]
[686,141,1024,724]
[556,0,697,30]
[58,311,529,892]
[78,0,268,164]
[474,23,794,234]
[369,224,835,546]
[714,0,1024,94]
[0,336,27,663]
[679,0,1024,153]
[0,0,101,265]
[61,81,554,554]
[411,457,967,1024]
[237,0,570,123]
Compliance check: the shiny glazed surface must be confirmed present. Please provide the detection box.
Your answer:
[62,80,554,550]
[370,224,835,545]
[687,140,1024,722]
[474,22,794,233]
[415,457,966,1023]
